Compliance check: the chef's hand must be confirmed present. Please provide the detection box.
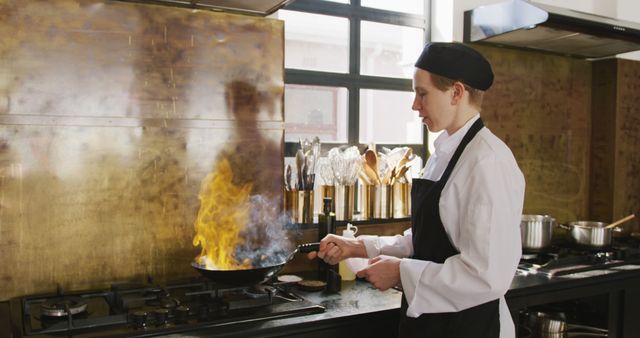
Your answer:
[307,234,367,265]
[356,255,401,291]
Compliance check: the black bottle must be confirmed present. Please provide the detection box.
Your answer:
[318,197,335,242]
[317,197,336,280]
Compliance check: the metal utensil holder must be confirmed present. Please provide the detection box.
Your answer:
[284,190,314,224]
[359,183,376,220]
[319,185,335,212]
[334,184,354,221]
[392,182,411,218]
[374,184,392,219]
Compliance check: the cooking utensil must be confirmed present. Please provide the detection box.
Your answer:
[604,213,636,229]
[362,162,380,185]
[521,215,556,252]
[394,148,413,174]
[391,163,411,185]
[284,164,292,191]
[527,311,608,337]
[560,221,622,249]
[311,136,321,174]
[364,149,381,185]
[295,150,305,190]
[192,243,319,286]
[300,162,308,191]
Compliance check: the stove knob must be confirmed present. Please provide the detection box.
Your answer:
[154,308,170,326]
[175,305,189,324]
[132,311,148,329]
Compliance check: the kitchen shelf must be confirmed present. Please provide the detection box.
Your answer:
[286,217,410,230]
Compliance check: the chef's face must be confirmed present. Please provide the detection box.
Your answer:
[411,68,455,133]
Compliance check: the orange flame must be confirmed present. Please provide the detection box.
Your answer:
[193,158,253,270]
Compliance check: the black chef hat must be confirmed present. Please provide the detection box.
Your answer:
[415,42,494,91]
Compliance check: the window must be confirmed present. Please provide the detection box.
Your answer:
[279,10,349,73]
[359,89,422,144]
[284,84,349,142]
[275,0,429,160]
[360,21,424,78]
[361,0,425,15]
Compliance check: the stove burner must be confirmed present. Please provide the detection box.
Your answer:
[144,287,170,299]
[16,278,326,337]
[244,285,275,299]
[145,296,181,309]
[517,249,632,278]
[40,296,88,317]
[521,253,540,260]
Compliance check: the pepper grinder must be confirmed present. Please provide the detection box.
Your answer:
[317,197,333,280]
[319,197,341,292]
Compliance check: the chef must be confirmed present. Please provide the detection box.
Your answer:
[310,42,525,338]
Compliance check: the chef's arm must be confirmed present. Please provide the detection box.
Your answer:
[358,228,414,259]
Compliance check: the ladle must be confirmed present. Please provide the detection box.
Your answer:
[604,213,636,229]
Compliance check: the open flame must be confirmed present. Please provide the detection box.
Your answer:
[192,158,253,270]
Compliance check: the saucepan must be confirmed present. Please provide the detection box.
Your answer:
[559,221,622,249]
[521,215,556,252]
[527,311,608,337]
[192,242,319,286]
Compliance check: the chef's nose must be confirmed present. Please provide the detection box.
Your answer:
[411,94,420,111]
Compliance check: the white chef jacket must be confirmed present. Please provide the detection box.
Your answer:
[359,114,525,338]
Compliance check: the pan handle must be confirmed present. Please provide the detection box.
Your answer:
[298,242,320,253]
[558,223,571,230]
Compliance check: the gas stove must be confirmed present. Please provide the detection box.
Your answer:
[517,240,640,278]
[9,278,325,337]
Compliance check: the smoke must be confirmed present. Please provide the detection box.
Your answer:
[235,194,296,268]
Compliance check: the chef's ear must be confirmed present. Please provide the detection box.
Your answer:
[450,81,465,105]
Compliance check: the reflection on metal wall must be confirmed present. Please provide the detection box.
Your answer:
[477,45,591,222]
[0,0,283,299]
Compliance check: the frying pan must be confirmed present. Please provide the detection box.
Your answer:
[192,242,319,287]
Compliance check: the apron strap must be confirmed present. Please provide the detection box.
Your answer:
[439,118,484,184]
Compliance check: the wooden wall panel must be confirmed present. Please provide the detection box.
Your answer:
[475,45,592,222]
[0,0,284,299]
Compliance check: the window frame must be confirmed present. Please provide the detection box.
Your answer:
[282,0,431,157]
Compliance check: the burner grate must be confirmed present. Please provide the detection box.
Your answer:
[518,243,640,278]
[15,278,324,337]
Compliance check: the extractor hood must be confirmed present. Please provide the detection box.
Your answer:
[464,0,640,59]
[120,0,297,16]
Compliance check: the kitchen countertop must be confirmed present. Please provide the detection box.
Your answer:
[3,266,640,338]
[159,279,404,338]
[508,264,640,299]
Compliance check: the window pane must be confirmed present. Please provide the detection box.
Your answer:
[359,89,422,144]
[285,84,348,143]
[360,21,424,78]
[361,0,424,15]
[277,10,349,73]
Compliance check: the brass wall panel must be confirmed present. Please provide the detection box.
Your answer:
[476,46,592,222]
[589,60,617,224]
[614,60,640,233]
[0,0,284,299]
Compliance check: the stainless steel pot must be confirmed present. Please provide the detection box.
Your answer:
[521,215,555,252]
[560,221,622,249]
[527,311,608,337]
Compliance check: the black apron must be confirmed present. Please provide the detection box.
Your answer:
[398,118,500,338]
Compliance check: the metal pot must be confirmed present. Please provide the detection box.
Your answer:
[192,243,319,286]
[527,311,608,337]
[521,215,556,252]
[560,221,622,249]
